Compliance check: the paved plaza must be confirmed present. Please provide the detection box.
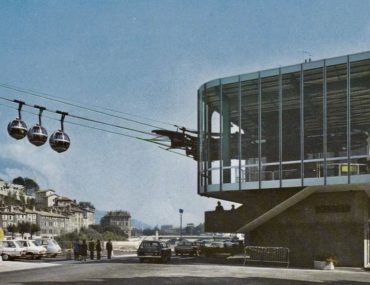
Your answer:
[0,255,369,285]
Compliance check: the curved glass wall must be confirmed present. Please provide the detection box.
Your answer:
[198,51,370,193]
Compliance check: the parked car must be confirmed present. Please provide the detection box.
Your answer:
[0,240,27,261]
[34,239,62,257]
[16,240,47,259]
[210,241,225,248]
[200,239,214,247]
[174,240,199,256]
[137,240,171,263]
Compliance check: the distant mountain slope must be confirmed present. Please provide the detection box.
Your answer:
[94,209,107,224]
[131,219,152,230]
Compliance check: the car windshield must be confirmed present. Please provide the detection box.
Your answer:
[178,241,192,246]
[16,241,27,247]
[140,242,159,248]
[30,241,39,246]
[50,240,59,246]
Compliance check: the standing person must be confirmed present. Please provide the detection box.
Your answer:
[73,239,80,261]
[215,201,224,211]
[88,239,95,260]
[80,240,88,262]
[106,239,113,259]
[96,239,102,260]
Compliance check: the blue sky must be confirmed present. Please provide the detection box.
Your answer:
[0,0,369,226]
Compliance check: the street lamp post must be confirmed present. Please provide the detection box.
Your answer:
[179,208,184,238]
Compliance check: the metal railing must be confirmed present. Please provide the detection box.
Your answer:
[243,246,290,267]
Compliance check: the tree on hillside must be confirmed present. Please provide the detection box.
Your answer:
[12,177,25,186]
[7,224,18,238]
[142,228,156,236]
[102,225,127,237]
[19,194,26,206]
[18,221,31,239]
[12,177,40,194]
[30,223,41,239]
[89,224,103,233]
[27,198,36,209]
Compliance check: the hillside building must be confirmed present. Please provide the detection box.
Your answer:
[101,210,131,237]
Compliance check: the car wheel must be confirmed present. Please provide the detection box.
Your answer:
[2,254,9,261]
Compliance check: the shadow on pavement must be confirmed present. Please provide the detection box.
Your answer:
[11,277,370,285]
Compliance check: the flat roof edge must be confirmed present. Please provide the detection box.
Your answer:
[199,50,370,90]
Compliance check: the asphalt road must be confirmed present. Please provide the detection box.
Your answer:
[1,256,370,285]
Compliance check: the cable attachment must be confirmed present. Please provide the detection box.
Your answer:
[56,110,68,131]
[34,105,46,125]
[14,99,25,120]
[28,105,48,147]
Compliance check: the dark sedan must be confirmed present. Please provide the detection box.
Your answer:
[137,240,171,263]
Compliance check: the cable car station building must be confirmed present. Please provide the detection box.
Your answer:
[198,51,370,267]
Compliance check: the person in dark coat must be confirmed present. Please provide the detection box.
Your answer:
[88,239,95,260]
[96,239,102,260]
[106,239,113,259]
[73,239,80,260]
[215,201,224,211]
[80,239,88,261]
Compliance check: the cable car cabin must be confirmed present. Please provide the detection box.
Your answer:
[49,131,70,153]
[7,118,28,140]
[28,124,48,146]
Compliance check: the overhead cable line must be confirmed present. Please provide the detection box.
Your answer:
[0,101,191,159]
[0,102,164,145]
[0,82,177,129]
[0,96,157,137]
[0,102,185,159]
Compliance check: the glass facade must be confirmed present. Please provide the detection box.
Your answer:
[198,51,370,193]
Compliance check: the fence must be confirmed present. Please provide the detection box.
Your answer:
[243,246,290,268]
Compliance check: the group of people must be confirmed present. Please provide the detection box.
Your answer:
[73,239,113,261]
[215,201,236,212]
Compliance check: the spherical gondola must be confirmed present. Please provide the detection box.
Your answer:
[27,124,48,146]
[49,130,70,153]
[7,118,28,140]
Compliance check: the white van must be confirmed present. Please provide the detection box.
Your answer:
[34,239,62,257]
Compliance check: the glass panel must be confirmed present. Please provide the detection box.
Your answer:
[205,84,221,186]
[350,59,370,175]
[241,78,259,182]
[304,67,324,178]
[261,75,279,181]
[282,71,301,179]
[326,63,348,178]
[222,81,240,184]
[199,88,206,190]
